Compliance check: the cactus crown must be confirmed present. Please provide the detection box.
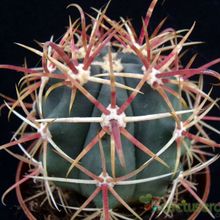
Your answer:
[1,1,220,219]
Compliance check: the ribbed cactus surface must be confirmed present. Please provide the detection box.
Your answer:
[42,48,181,208]
[0,1,220,219]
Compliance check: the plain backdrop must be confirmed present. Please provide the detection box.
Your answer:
[0,0,220,219]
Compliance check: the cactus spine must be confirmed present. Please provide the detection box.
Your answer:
[1,1,220,219]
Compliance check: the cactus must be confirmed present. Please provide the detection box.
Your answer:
[1,1,220,219]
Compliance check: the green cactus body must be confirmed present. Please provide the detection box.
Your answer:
[1,1,220,219]
[42,49,182,208]
[42,66,102,192]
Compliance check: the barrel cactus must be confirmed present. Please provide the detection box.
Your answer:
[1,0,220,219]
